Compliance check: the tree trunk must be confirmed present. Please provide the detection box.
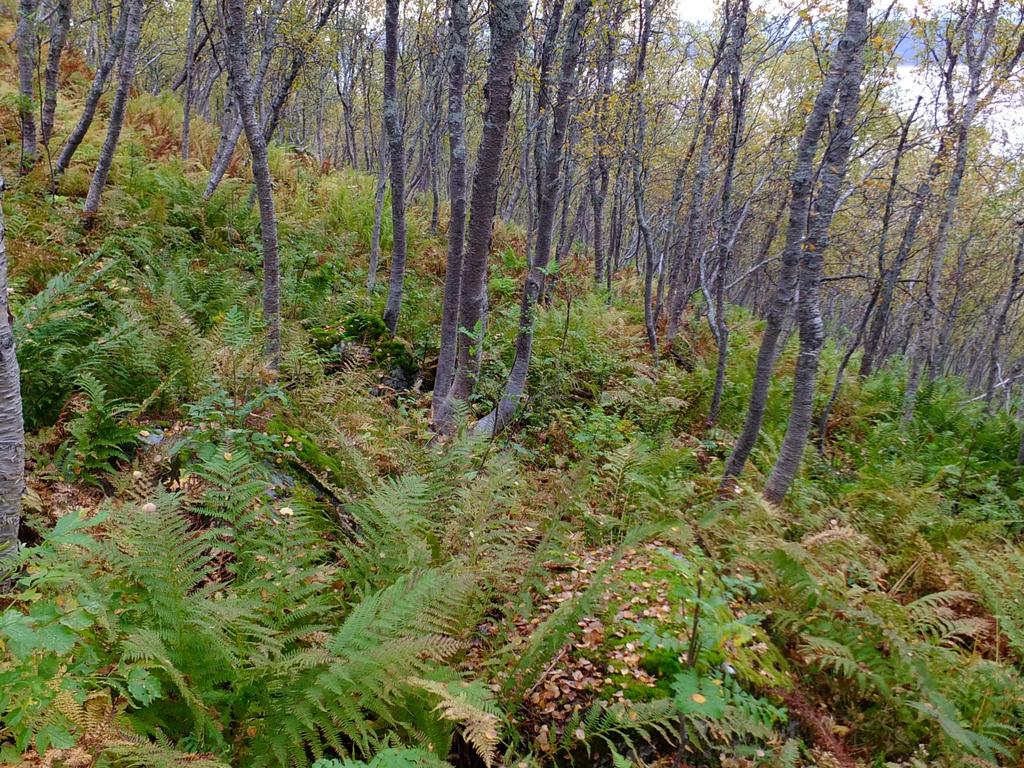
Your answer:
[476,0,593,436]
[631,0,658,361]
[16,0,39,173]
[819,98,918,444]
[859,134,935,378]
[0,181,25,593]
[180,0,202,160]
[171,22,212,91]
[204,0,287,199]
[40,0,72,147]
[368,141,388,292]
[432,0,470,415]
[763,0,869,504]
[721,0,867,486]
[381,0,408,335]
[666,19,732,343]
[260,0,341,147]
[932,235,970,377]
[55,0,129,178]
[903,0,998,422]
[222,0,281,368]
[82,0,144,224]
[983,227,1024,410]
[706,0,749,426]
[437,0,529,431]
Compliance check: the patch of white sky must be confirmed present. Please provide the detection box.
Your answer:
[675,0,1023,148]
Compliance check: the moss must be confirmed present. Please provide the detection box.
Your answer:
[308,325,346,351]
[341,310,388,344]
[603,674,665,703]
[267,418,366,494]
[373,338,417,376]
[640,647,684,679]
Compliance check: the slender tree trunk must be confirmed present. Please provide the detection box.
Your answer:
[0,181,25,593]
[82,0,144,224]
[531,0,568,236]
[17,0,39,173]
[666,21,732,343]
[631,0,658,361]
[381,0,408,334]
[55,0,129,178]
[504,82,531,223]
[932,235,970,376]
[819,98,918,443]
[984,227,1024,410]
[859,131,934,379]
[903,0,998,422]
[40,0,71,147]
[206,100,241,197]
[368,140,388,292]
[203,0,287,198]
[589,10,617,286]
[476,0,593,436]
[558,174,588,267]
[590,164,608,285]
[706,0,749,426]
[432,0,470,416]
[816,283,880,452]
[763,0,869,504]
[260,0,340,147]
[655,165,689,324]
[87,0,100,67]
[550,117,581,292]
[171,22,212,91]
[222,0,281,367]
[721,0,866,486]
[181,0,201,160]
[438,0,529,430]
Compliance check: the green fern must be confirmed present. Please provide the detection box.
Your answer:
[54,374,139,486]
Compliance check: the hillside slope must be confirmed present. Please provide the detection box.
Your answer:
[1,36,1023,768]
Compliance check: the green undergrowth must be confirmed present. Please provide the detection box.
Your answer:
[1,81,1024,768]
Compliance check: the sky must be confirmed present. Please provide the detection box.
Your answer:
[675,0,963,24]
[674,0,1024,146]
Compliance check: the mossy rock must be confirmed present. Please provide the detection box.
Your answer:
[341,310,388,344]
[373,338,417,377]
[308,325,347,351]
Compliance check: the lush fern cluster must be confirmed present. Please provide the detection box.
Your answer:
[1,442,508,767]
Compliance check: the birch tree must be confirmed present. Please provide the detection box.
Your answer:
[381,0,409,334]
[57,2,130,178]
[478,0,593,435]
[180,0,202,160]
[902,0,1017,421]
[0,180,25,593]
[16,0,39,173]
[983,225,1024,411]
[82,0,145,224]
[763,0,870,503]
[40,0,73,147]
[435,0,529,432]
[222,0,282,367]
[432,0,470,415]
[706,0,750,426]
[722,0,871,486]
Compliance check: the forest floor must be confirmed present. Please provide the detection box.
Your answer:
[1,42,1024,768]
